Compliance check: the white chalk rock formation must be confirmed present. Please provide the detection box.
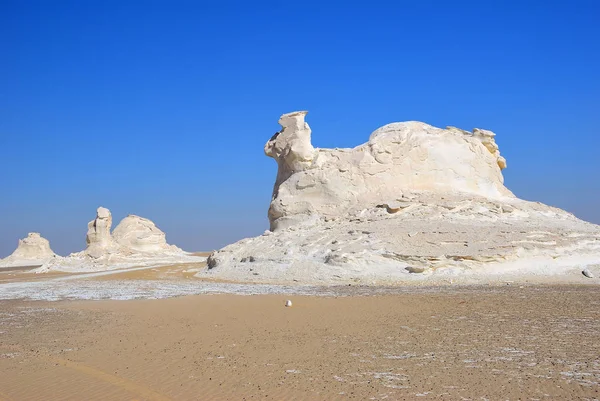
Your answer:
[265,111,513,231]
[113,215,182,253]
[86,207,117,258]
[201,111,600,285]
[38,208,202,273]
[0,233,58,268]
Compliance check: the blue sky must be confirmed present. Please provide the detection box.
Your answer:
[1,0,599,256]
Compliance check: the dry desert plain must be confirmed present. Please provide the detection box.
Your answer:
[1,262,599,400]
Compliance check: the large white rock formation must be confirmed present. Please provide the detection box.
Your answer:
[201,111,600,284]
[38,207,202,272]
[0,233,58,267]
[265,111,512,231]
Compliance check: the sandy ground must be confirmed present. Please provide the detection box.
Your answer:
[1,286,599,400]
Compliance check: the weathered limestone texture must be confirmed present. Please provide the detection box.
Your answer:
[202,111,600,285]
[265,111,513,231]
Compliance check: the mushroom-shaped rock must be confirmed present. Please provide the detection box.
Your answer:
[85,206,115,258]
[112,215,180,253]
[0,233,57,267]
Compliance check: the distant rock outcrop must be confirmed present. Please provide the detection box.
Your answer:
[0,233,58,267]
[37,207,201,272]
[113,215,182,253]
[202,111,600,285]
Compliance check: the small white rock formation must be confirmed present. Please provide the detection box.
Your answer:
[86,207,116,258]
[112,215,182,253]
[201,111,600,285]
[0,233,58,268]
[38,207,202,272]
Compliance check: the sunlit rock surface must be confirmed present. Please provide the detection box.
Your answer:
[85,207,117,259]
[202,111,600,284]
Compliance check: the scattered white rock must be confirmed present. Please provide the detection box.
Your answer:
[285,300,293,307]
[0,233,58,268]
[582,268,594,278]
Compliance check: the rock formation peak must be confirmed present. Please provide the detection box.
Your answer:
[265,111,315,187]
[85,206,115,258]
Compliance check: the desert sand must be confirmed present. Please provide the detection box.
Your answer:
[1,285,599,400]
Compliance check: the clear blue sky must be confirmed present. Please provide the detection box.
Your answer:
[1,0,599,256]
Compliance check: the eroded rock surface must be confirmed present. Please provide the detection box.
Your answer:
[0,233,58,267]
[265,111,513,231]
[201,112,600,285]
